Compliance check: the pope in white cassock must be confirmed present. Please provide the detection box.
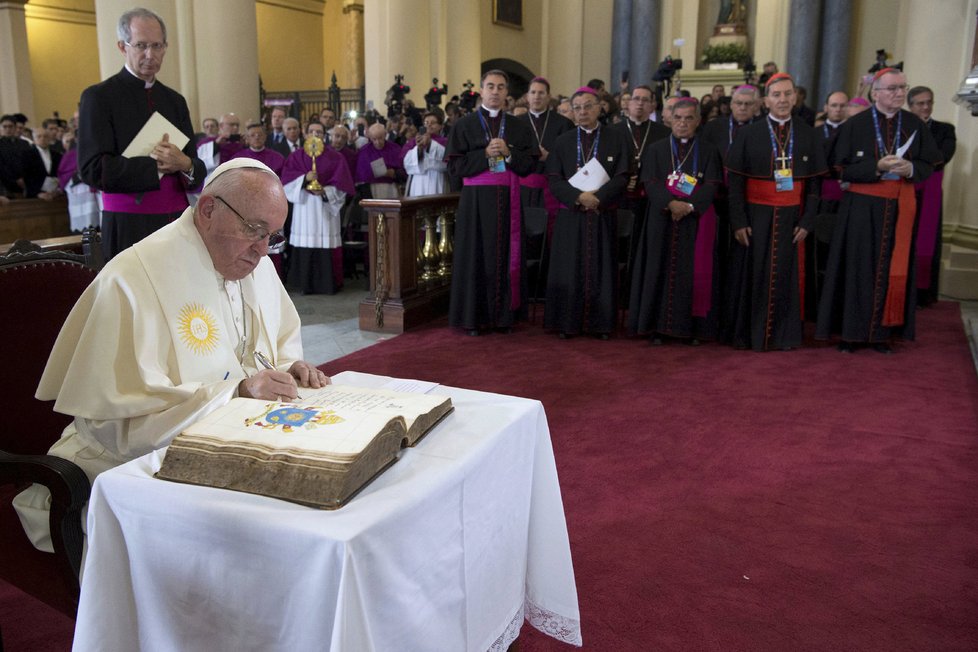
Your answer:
[14,158,331,552]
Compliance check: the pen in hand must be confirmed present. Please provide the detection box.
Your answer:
[254,350,275,370]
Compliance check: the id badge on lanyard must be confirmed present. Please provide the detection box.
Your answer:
[775,168,794,192]
[488,156,507,173]
[668,172,698,197]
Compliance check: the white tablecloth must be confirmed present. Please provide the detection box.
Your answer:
[73,371,582,651]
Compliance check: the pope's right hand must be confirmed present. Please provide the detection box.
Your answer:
[238,369,299,401]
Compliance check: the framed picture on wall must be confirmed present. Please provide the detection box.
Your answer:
[493,0,522,29]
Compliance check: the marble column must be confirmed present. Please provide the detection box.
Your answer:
[629,0,659,88]
[343,1,364,88]
[188,0,259,125]
[785,0,822,92]
[443,0,481,98]
[611,0,632,89]
[816,0,851,107]
[0,0,34,117]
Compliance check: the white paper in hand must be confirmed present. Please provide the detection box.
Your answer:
[568,157,610,193]
[122,111,189,158]
[370,157,388,177]
[895,130,916,159]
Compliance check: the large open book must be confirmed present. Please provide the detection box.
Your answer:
[156,384,453,509]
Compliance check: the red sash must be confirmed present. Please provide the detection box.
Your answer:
[464,170,523,310]
[821,179,844,202]
[745,178,804,206]
[745,179,808,320]
[848,180,917,326]
[913,170,943,289]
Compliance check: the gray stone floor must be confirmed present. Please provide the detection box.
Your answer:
[292,276,392,366]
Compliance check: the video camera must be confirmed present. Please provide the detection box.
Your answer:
[868,49,903,74]
[385,74,411,119]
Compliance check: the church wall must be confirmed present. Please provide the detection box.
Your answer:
[25,1,100,123]
[321,0,348,90]
[256,1,326,91]
[580,0,614,91]
[479,0,543,79]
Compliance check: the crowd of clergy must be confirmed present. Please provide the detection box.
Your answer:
[0,59,955,354]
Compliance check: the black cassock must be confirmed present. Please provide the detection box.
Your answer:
[816,108,941,344]
[914,118,956,306]
[721,117,826,351]
[628,136,722,340]
[446,109,535,331]
[544,126,629,336]
[78,67,205,258]
[516,109,574,206]
[699,115,758,317]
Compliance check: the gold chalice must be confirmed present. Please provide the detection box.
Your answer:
[304,136,325,192]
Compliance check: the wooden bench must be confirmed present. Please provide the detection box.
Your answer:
[0,196,71,246]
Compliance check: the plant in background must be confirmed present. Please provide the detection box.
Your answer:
[701,43,750,65]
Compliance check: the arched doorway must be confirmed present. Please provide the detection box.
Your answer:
[481,58,535,100]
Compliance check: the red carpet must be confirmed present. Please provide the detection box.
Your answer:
[322,301,978,651]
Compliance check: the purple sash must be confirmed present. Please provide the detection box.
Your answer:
[914,170,943,288]
[520,173,561,224]
[102,174,190,214]
[463,170,523,310]
[821,179,844,202]
[693,206,717,318]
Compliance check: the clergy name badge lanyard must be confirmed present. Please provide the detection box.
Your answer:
[667,135,699,197]
[871,107,903,180]
[575,126,601,171]
[625,120,652,191]
[479,111,508,173]
[767,118,794,192]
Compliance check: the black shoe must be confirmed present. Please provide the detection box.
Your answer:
[597,333,610,341]
[467,329,481,337]
[496,326,513,334]
[651,337,663,346]
[558,332,569,340]
[837,342,854,353]
[873,343,893,355]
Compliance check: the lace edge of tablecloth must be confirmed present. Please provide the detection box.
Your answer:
[487,600,583,650]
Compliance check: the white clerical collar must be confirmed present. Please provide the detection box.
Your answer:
[768,114,791,126]
[125,64,155,88]
[481,105,501,118]
[680,138,690,144]
[826,119,842,128]
[250,147,265,153]
[875,105,898,119]
[630,118,649,127]
[579,125,598,134]
[529,109,545,118]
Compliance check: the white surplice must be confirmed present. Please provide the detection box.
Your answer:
[13,207,303,551]
[283,175,346,249]
[403,139,449,197]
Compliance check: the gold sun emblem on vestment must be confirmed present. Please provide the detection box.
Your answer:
[177,303,220,354]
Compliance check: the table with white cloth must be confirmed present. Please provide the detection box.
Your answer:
[72,371,582,651]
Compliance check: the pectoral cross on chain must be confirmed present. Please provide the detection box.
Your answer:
[775,153,792,170]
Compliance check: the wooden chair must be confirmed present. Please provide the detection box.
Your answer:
[523,207,549,323]
[0,239,99,616]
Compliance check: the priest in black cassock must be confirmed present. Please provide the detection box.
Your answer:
[78,8,204,259]
[446,70,536,335]
[721,73,827,351]
[629,98,723,343]
[816,69,942,353]
[517,77,574,222]
[544,87,630,339]
[907,85,956,307]
[807,90,850,318]
[609,85,671,305]
[699,84,761,310]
